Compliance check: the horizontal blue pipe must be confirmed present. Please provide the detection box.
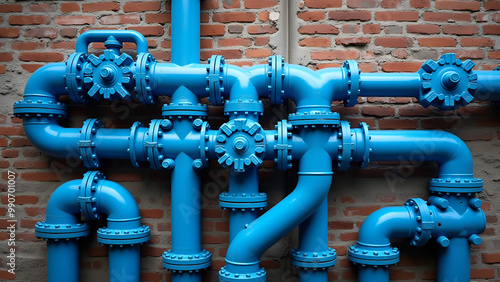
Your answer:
[475,71,500,101]
[76,30,149,54]
[368,130,473,179]
[360,73,421,98]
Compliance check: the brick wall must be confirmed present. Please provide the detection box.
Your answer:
[0,0,499,281]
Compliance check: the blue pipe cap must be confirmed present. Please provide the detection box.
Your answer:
[468,234,482,245]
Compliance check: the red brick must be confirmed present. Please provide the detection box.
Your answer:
[51,42,76,50]
[299,37,331,47]
[255,37,269,46]
[246,48,271,58]
[201,25,225,36]
[55,16,94,25]
[0,126,23,135]
[311,50,360,60]
[422,12,471,22]
[22,64,43,73]
[11,41,45,51]
[329,10,371,21]
[19,52,64,62]
[82,2,119,12]
[0,28,19,38]
[476,13,489,22]
[298,11,325,22]
[305,0,342,8]
[419,37,457,47]
[379,119,419,129]
[20,172,60,181]
[244,0,278,8]
[374,37,413,48]
[127,26,163,36]
[0,66,5,74]
[200,0,218,9]
[258,11,269,21]
[389,270,415,280]
[61,3,80,13]
[124,1,160,12]
[336,37,370,46]
[347,0,377,8]
[342,24,359,34]
[60,28,77,38]
[375,11,419,22]
[362,106,396,117]
[0,270,15,280]
[482,253,500,263]
[0,53,13,62]
[224,0,240,8]
[0,4,22,13]
[213,12,255,23]
[328,221,354,229]
[24,28,57,39]
[484,25,500,34]
[470,268,495,279]
[443,25,478,35]
[407,24,441,34]
[436,0,480,11]
[140,209,163,218]
[489,51,500,59]
[421,118,461,129]
[363,24,380,34]
[443,50,484,59]
[299,24,339,34]
[100,15,140,25]
[485,1,500,10]
[218,38,252,47]
[145,13,171,24]
[202,234,229,244]
[457,130,493,141]
[247,25,277,34]
[201,50,242,60]
[381,0,402,8]
[30,3,56,12]
[344,206,380,216]
[399,105,433,116]
[410,0,430,8]
[140,272,162,282]
[10,137,31,147]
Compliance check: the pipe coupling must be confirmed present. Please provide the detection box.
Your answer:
[13,100,67,119]
[219,265,266,282]
[206,55,226,106]
[162,102,208,118]
[35,222,90,241]
[78,171,104,220]
[342,60,361,107]
[224,99,264,117]
[135,52,156,104]
[290,247,337,270]
[219,192,267,211]
[428,177,483,194]
[348,243,400,267]
[274,120,293,170]
[163,249,212,273]
[267,55,286,105]
[288,111,340,127]
[78,118,104,168]
[405,198,434,246]
[97,224,150,247]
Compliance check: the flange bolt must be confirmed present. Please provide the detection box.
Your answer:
[468,234,482,245]
[469,198,482,209]
[160,119,173,131]
[193,118,203,130]
[233,137,248,153]
[162,158,175,170]
[193,159,203,170]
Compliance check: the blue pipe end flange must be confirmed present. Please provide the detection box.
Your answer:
[97,225,151,246]
[65,52,89,103]
[429,178,483,194]
[128,121,143,167]
[418,53,477,111]
[358,122,371,169]
[78,118,104,168]
[343,60,361,107]
[199,120,211,168]
[79,171,104,220]
[267,55,285,105]
[338,120,353,171]
[35,221,90,241]
[219,266,266,282]
[404,198,434,246]
[145,119,170,170]
[224,99,264,117]
[219,192,267,211]
[206,55,226,106]
[162,102,208,119]
[349,243,400,267]
[274,120,292,171]
[135,53,156,104]
[290,248,337,270]
[13,100,67,119]
[288,112,340,128]
[163,249,211,273]
[215,118,266,172]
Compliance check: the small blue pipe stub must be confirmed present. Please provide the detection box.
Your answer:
[163,249,212,272]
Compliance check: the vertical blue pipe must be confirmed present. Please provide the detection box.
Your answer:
[108,246,141,282]
[298,198,328,282]
[437,237,470,282]
[357,266,389,282]
[47,240,80,282]
[172,152,202,281]
[171,0,200,66]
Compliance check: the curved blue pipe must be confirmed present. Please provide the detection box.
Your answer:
[357,207,415,245]
[24,63,67,102]
[224,148,332,275]
[23,121,80,159]
[76,30,149,54]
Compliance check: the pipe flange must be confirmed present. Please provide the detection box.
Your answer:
[290,248,337,270]
[405,198,434,246]
[83,50,134,101]
[429,178,483,193]
[35,221,90,240]
[343,60,361,107]
[348,243,399,267]
[338,120,354,171]
[224,99,264,116]
[358,122,371,169]
[418,53,477,110]
[162,102,208,118]
[79,171,105,220]
[129,121,143,167]
[135,53,156,104]
[145,119,168,170]
[215,119,266,173]
[288,112,340,127]
[219,266,267,282]
[267,55,285,105]
[13,100,67,119]
[206,55,225,106]
[274,120,293,171]
[163,249,212,272]
[97,224,151,246]
[199,121,211,168]
[219,192,267,210]
[78,118,103,168]
[66,52,89,103]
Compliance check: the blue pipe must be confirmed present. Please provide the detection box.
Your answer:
[360,73,421,98]
[171,0,200,65]
[437,237,470,281]
[476,71,500,101]
[75,30,149,54]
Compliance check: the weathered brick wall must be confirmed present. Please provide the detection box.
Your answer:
[0,0,499,281]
